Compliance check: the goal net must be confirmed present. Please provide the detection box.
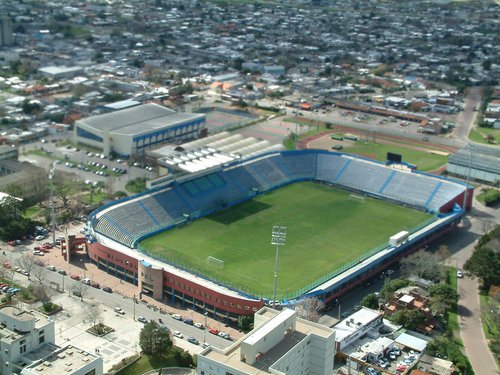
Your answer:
[206,256,224,269]
[349,194,366,203]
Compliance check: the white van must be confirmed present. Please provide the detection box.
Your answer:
[47,265,56,271]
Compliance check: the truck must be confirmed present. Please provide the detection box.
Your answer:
[389,231,409,246]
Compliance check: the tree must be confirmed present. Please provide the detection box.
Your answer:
[31,264,48,285]
[464,227,500,291]
[31,283,50,302]
[237,315,253,332]
[16,253,37,280]
[487,134,495,144]
[380,278,410,301]
[85,304,103,327]
[428,283,459,315]
[295,297,325,322]
[400,248,445,281]
[390,310,426,330]
[71,282,90,301]
[139,321,173,357]
[361,293,380,310]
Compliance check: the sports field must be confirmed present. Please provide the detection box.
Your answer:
[140,182,432,299]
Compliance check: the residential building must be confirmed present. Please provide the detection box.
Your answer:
[0,17,13,46]
[0,304,102,375]
[197,307,335,375]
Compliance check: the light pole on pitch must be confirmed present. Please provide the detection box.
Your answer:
[271,225,287,309]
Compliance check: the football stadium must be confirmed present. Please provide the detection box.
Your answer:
[86,149,472,321]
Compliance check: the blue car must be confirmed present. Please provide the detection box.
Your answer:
[7,288,19,294]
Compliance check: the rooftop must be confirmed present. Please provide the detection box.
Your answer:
[22,345,101,375]
[334,307,382,343]
[76,103,204,135]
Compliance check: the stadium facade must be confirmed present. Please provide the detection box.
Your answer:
[85,150,471,322]
[73,103,206,157]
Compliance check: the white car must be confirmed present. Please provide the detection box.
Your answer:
[457,270,464,278]
[173,330,183,338]
[172,314,182,321]
[194,322,204,329]
[114,307,125,315]
[218,332,230,340]
[35,235,45,241]
[81,278,91,285]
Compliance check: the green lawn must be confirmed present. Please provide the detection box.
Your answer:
[141,182,431,299]
[116,355,177,375]
[469,127,500,145]
[480,294,499,340]
[23,206,44,219]
[342,141,448,171]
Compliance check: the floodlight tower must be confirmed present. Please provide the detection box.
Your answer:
[271,225,287,309]
[462,144,473,216]
[49,162,57,245]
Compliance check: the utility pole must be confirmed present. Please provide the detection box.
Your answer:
[271,225,287,309]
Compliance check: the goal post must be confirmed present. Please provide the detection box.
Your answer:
[349,194,366,203]
[206,256,224,269]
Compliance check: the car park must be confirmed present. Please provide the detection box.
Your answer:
[138,316,148,323]
[114,307,125,315]
[187,337,199,345]
[173,330,183,338]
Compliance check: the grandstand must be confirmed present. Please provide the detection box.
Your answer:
[87,149,470,319]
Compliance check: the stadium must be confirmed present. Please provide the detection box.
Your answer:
[85,149,472,322]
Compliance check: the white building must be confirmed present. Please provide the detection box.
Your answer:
[73,103,206,157]
[197,307,335,375]
[0,305,102,375]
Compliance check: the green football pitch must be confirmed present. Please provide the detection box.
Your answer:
[140,182,432,299]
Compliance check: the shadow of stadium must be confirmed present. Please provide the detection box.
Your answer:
[208,201,272,225]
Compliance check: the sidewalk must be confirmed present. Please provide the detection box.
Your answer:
[24,223,244,341]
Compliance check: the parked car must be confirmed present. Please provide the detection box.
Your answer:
[183,319,194,325]
[392,347,401,356]
[91,282,100,289]
[103,287,113,293]
[137,316,148,323]
[209,328,219,335]
[187,337,199,345]
[47,265,57,272]
[194,322,204,329]
[70,275,81,281]
[35,235,45,241]
[365,367,378,375]
[172,314,182,321]
[377,358,389,368]
[81,278,91,285]
[457,270,464,278]
[58,270,67,276]
[218,332,230,340]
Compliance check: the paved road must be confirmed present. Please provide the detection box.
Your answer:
[454,200,500,375]
[454,87,482,144]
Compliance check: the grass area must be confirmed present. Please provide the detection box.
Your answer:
[476,188,500,206]
[24,149,59,160]
[469,127,500,145]
[447,267,460,336]
[81,191,107,205]
[480,294,499,340]
[125,178,147,194]
[116,354,176,375]
[342,141,447,171]
[141,182,431,298]
[23,206,44,219]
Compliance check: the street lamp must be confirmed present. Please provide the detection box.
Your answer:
[462,144,473,216]
[49,162,57,245]
[203,312,208,345]
[271,225,287,309]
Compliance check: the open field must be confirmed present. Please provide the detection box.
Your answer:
[140,182,432,299]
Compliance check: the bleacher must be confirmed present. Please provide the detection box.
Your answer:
[336,159,394,193]
[90,150,466,248]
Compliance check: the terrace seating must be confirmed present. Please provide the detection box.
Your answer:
[91,150,466,247]
[336,159,394,193]
[382,172,441,208]
[315,153,349,183]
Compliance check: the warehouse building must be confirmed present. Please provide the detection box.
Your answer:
[73,103,206,158]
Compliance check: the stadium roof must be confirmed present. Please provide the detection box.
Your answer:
[153,131,285,174]
[77,103,204,135]
[448,145,500,174]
